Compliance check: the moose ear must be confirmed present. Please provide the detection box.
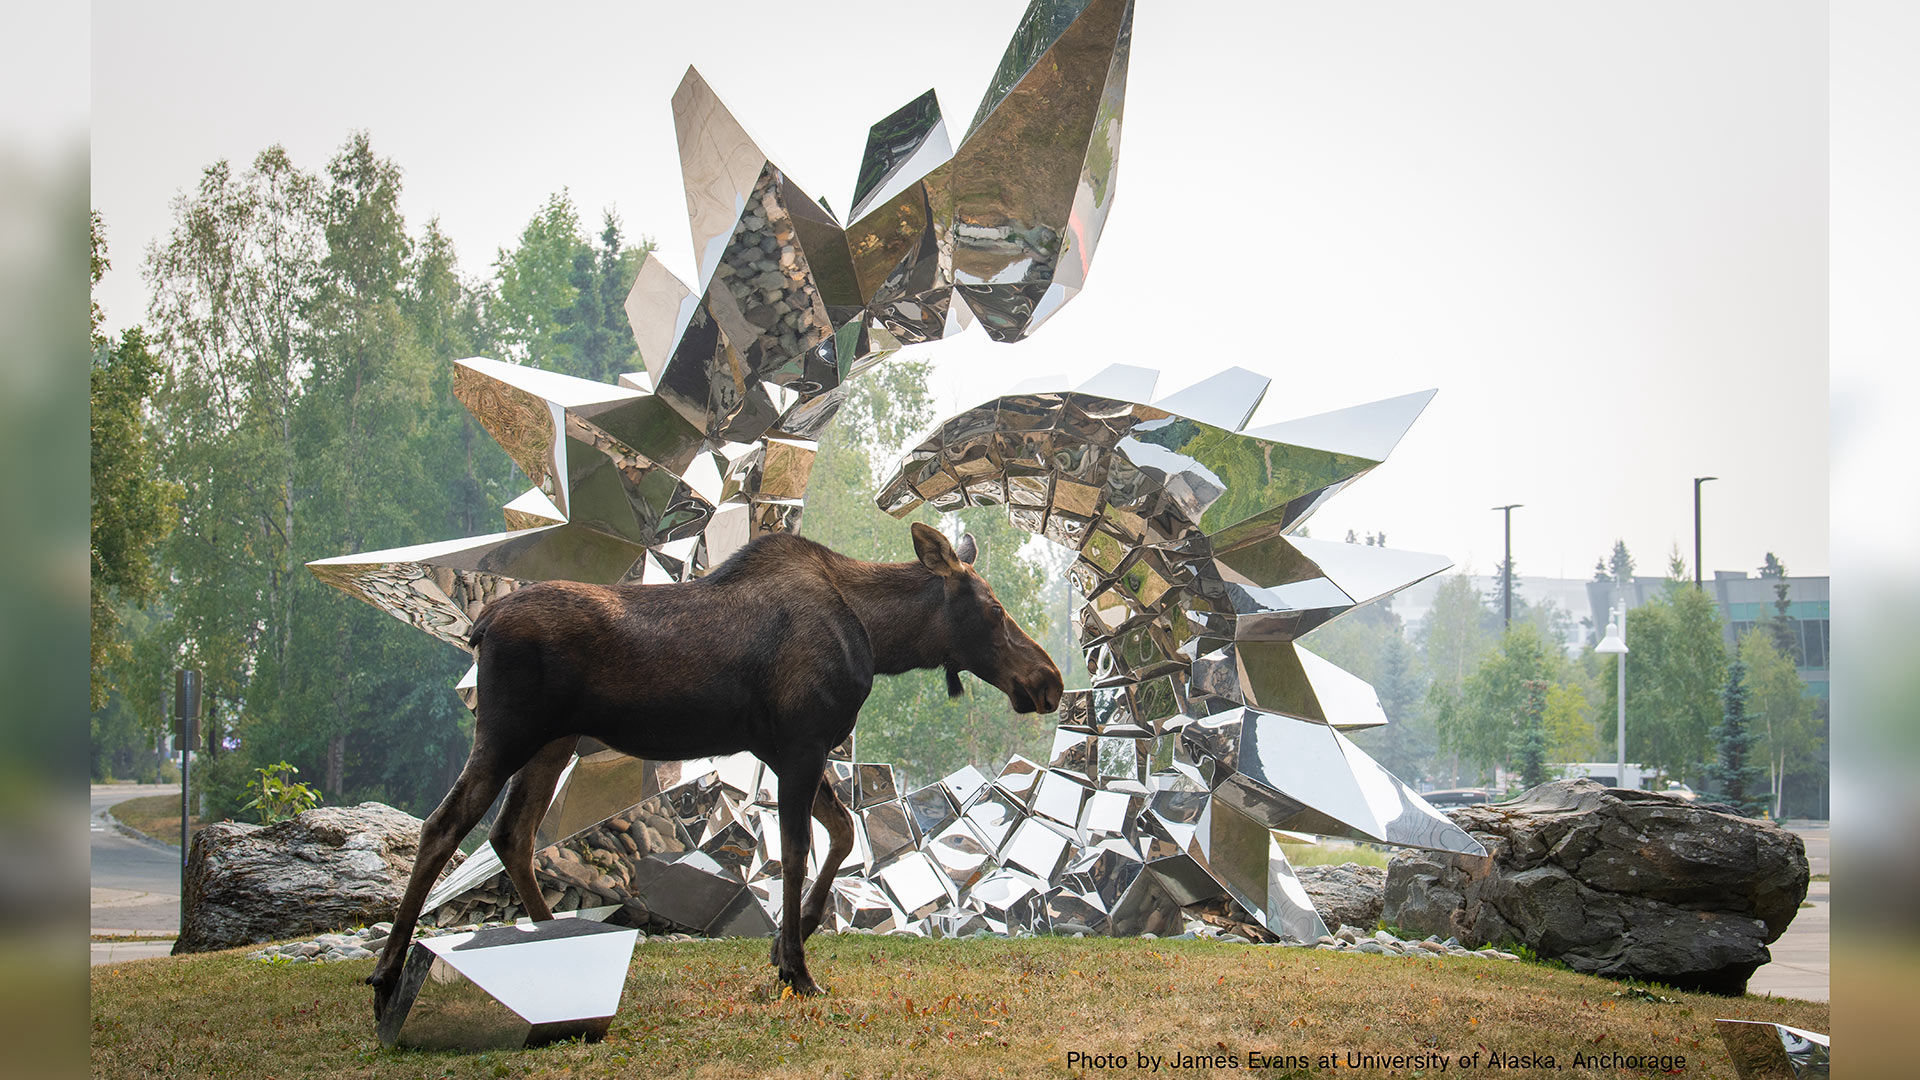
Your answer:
[956,532,978,567]
[910,521,965,576]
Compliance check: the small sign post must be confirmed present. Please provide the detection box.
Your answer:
[175,670,201,878]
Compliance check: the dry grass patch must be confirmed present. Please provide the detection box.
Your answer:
[92,935,1828,1078]
[109,794,209,847]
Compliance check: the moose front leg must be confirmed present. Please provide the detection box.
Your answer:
[368,743,520,1021]
[771,760,826,996]
[799,776,854,939]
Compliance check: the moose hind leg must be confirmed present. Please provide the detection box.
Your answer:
[799,777,854,940]
[771,757,826,995]
[368,743,521,1021]
[489,735,579,923]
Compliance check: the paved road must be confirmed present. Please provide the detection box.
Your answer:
[90,783,184,964]
[1745,823,1827,1002]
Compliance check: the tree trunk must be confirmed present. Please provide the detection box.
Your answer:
[326,731,345,798]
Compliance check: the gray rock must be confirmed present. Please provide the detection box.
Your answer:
[1381,779,1808,994]
[173,803,425,954]
[1294,862,1386,932]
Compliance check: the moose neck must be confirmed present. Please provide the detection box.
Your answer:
[832,559,953,676]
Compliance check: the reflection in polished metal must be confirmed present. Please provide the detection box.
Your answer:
[1713,1020,1830,1079]
[380,917,638,1050]
[312,0,1468,951]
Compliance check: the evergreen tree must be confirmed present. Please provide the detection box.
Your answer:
[491,191,588,368]
[1609,540,1635,584]
[1699,658,1768,816]
[1512,679,1550,788]
[1757,552,1800,662]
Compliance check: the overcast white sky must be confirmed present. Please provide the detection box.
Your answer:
[91,0,1828,581]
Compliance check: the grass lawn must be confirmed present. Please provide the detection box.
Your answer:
[1276,843,1392,870]
[90,935,1828,1078]
[109,794,210,848]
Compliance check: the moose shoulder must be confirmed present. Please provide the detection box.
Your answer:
[367,522,1064,1018]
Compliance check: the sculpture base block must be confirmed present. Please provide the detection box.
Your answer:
[379,917,638,1051]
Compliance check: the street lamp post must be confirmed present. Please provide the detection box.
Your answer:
[1492,504,1522,630]
[1595,607,1629,789]
[1693,476,1717,589]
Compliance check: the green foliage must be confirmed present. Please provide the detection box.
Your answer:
[1757,552,1800,662]
[241,761,322,824]
[553,212,651,384]
[1443,622,1566,781]
[1698,659,1768,816]
[1541,680,1601,762]
[115,136,515,817]
[490,190,585,367]
[90,216,179,710]
[1511,680,1549,788]
[1739,629,1820,817]
[1415,573,1497,691]
[1598,564,1728,782]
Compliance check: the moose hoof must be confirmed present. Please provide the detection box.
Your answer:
[368,971,395,1022]
[781,976,826,998]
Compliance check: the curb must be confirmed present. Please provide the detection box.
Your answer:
[102,806,191,854]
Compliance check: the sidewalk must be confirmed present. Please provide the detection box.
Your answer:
[1745,822,1827,1001]
[90,929,176,965]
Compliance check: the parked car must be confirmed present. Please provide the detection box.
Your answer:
[1420,788,1493,809]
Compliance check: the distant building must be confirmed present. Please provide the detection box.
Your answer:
[1585,571,1829,700]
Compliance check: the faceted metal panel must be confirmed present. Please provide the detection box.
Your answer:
[1192,799,1329,942]
[1713,1020,1829,1079]
[946,0,1134,341]
[1241,388,1435,462]
[1150,367,1271,433]
[381,917,637,1051]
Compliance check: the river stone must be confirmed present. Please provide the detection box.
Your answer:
[1294,862,1386,932]
[173,803,424,954]
[1381,779,1807,994]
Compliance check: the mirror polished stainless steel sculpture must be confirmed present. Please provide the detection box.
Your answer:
[378,916,638,1050]
[1713,1020,1830,1079]
[312,0,1482,955]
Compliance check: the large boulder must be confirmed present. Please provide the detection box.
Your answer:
[173,803,424,954]
[1382,779,1807,994]
[1296,862,1385,932]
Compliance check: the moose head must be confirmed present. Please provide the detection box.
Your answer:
[908,521,1064,715]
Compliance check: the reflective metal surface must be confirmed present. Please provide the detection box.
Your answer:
[312,0,1472,947]
[1714,1020,1830,1079]
[381,916,638,1050]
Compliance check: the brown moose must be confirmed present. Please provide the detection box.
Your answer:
[368,522,1064,1018]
